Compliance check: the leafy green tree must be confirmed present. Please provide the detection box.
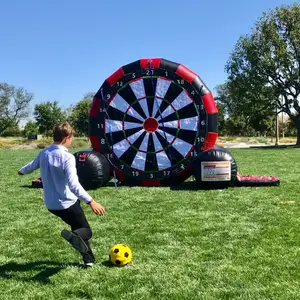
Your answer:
[214,83,275,136]
[0,83,33,135]
[23,120,39,137]
[0,123,22,137]
[225,3,300,144]
[34,101,66,136]
[69,93,93,136]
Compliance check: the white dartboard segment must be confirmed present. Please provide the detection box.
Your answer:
[105,120,123,133]
[172,138,193,157]
[151,98,163,117]
[180,116,198,131]
[152,133,163,152]
[139,132,150,152]
[126,129,145,144]
[159,120,179,129]
[156,151,172,170]
[157,129,175,144]
[139,98,150,117]
[130,79,146,99]
[123,121,143,130]
[172,91,193,111]
[112,139,130,158]
[126,107,145,122]
[131,151,147,171]
[155,78,172,98]
[157,105,175,121]
[109,94,130,112]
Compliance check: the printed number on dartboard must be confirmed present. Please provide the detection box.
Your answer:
[197,105,204,111]
[146,69,154,76]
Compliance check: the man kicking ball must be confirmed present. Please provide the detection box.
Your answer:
[18,121,105,267]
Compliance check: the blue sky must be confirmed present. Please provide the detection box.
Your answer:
[1,0,297,117]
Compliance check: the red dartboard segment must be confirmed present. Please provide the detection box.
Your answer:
[88,57,218,186]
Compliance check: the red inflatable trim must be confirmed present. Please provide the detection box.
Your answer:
[175,64,198,83]
[90,136,101,152]
[106,67,125,86]
[140,58,161,69]
[141,180,161,186]
[201,132,218,150]
[202,93,218,114]
[89,96,101,117]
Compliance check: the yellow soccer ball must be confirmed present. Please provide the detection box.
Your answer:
[109,243,132,266]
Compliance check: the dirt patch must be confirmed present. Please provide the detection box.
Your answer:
[1,143,39,150]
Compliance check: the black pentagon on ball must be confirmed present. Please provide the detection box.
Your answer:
[114,248,119,254]
[124,252,129,258]
[115,260,121,265]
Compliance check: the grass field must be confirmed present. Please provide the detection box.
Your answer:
[1,147,300,299]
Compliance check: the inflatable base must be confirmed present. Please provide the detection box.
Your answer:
[32,177,43,188]
[234,174,280,187]
[193,145,280,189]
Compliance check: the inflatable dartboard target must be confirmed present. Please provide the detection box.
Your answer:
[89,58,218,186]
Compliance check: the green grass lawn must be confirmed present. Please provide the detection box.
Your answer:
[1,147,300,299]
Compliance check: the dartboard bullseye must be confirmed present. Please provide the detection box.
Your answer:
[89,58,218,186]
[143,118,158,133]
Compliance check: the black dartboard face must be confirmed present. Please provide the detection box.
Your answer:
[89,58,218,186]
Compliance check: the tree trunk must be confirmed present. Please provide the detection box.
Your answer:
[275,114,279,145]
[297,126,300,147]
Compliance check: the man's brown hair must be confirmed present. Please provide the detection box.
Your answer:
[53,121,75,142]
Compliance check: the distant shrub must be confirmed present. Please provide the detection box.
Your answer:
[37,143,47,149]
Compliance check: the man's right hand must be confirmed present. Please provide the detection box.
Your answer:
[88,199,105,215]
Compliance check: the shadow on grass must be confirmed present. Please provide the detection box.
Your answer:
[101,260,132,269]
[0,260,81,284]
[247,144,299,150]
[170,181,231,191]
[20,184,40,189]
[101,260,116,268]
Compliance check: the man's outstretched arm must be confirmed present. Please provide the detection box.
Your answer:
[18,153,41,175]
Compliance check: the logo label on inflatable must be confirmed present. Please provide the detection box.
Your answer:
[201,161,231,181]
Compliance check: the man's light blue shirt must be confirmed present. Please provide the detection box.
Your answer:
[19,144,92,210]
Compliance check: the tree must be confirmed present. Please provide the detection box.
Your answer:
[214,84,230,135]
[0,123,22,137]
[0,83,33,135]
[23,120,39,137]
[69,93,94,136]
[214,83,275,136]
[34,101,66,136]
[225,3,300,144]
